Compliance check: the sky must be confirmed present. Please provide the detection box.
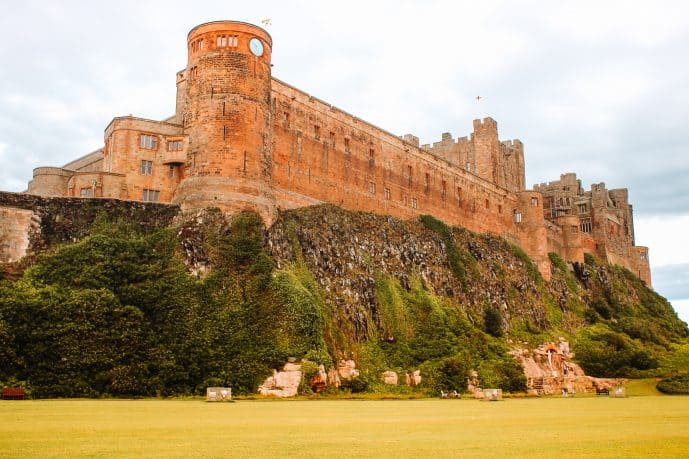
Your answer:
[1,0,688,321]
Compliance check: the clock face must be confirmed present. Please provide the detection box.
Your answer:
[249,38,264,57]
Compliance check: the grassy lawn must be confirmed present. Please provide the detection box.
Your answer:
[2,395,689,458]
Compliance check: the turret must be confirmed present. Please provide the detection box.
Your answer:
[173,21,276,222]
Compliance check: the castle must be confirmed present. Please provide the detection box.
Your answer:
[22,20,651,285]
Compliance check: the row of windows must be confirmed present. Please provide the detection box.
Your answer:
[189,35,240,54]
[365,180,514,218]
[138,134,185,152]
[217,35,238,47]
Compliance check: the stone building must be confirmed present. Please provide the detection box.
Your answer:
[21,20,651,285]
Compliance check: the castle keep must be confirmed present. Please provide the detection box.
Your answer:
[21,20,651,285]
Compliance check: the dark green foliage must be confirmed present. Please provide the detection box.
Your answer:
[0,212,335,397]
[573,324,659,377]
[483,305,503,337]
[657,373,689,394]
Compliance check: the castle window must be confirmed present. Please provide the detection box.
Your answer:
[369,182,376,194]
[571,225,578,234]
[466,162,472,172]
[314,125,320,140]
[167,140,183,151]
[485,199,490,209]
[441,181,447,200]
[344,137,351,152]
[639,252,646,261]
[80,187,92,198]
[217,35,226,47]
[223,125,229,140]
[199,39,204,50]
[411,197,418,209]
[140,160,153,175]
[142,189,160,202]
[424,173,430,191]
[189,66,198,80]
[283,112,290,128]
[514,211,522,224]
[407,165,412,186]
[139,134,157,150]
[329,132,336,147]
[531,197,539,207]
[498,204,503,214]
[369,148,375,167]
[580,218,592,233]
[168,165,174,178]
[384,187,391,200]
[578,203,587,213]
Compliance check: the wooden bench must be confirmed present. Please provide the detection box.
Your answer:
[595,387,609,396]
[1,388,26,400]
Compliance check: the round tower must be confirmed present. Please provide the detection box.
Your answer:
[173,21,276,222]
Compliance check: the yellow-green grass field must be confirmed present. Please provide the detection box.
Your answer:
[2,393,689,458]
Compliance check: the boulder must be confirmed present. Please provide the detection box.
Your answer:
[382,371,398,385]
[258,362,302,397]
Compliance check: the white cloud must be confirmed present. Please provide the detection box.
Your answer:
[635,215,689,267]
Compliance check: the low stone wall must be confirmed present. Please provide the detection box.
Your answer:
[0,191,179,269]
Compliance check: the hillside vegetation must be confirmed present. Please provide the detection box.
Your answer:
[0,206,686,397]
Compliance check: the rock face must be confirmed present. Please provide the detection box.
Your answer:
[511,339,622,395]
[267,205,554,343]
[258,362,302,397]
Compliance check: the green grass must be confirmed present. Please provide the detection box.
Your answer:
[2,397,689,458]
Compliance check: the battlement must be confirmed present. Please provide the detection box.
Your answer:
[472,117,498,131]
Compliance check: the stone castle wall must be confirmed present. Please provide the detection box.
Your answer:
[14,20,650,286]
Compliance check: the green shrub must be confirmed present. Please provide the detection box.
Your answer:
[657,373,689,394]
[483,306,503,337]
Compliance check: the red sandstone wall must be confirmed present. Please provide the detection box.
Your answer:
[270,80,522,234]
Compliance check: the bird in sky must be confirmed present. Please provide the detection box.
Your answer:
[475,96,483,101]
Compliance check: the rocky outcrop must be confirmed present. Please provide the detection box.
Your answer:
[511,340,623,395]
[267,205,554,342]
[258,362,303,397]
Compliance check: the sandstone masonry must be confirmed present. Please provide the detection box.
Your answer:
[18,20,651,285]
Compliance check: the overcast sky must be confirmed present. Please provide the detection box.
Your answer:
[1,0,688,320]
